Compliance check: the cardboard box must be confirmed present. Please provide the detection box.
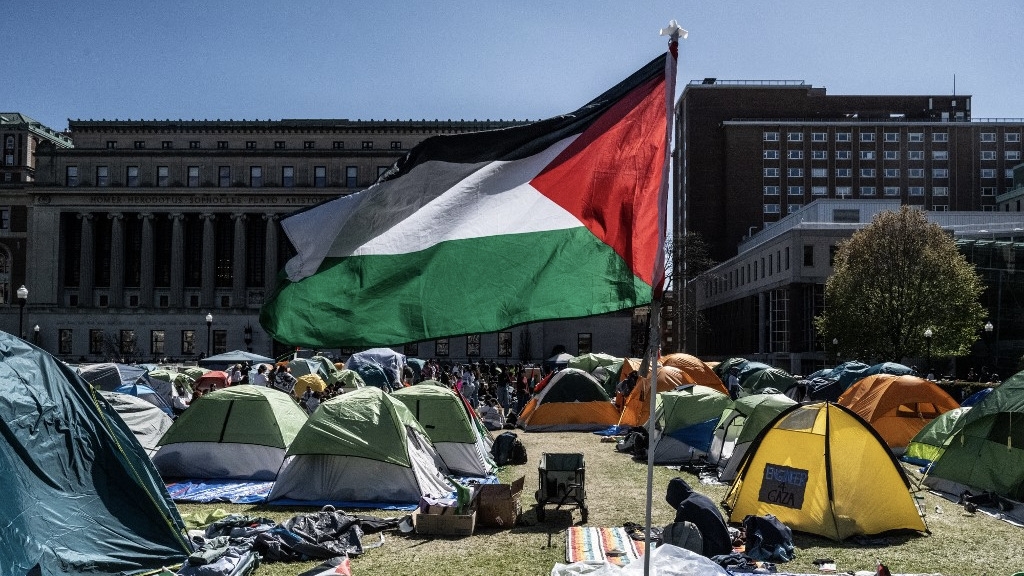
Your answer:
[476,476,525,528]
[412,508,477,536]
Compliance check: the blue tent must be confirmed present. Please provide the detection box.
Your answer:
[961,387,993,407]
[0,332,190,573]
[114,382,174,416]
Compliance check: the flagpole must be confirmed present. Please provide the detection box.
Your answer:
[642,20,684,576]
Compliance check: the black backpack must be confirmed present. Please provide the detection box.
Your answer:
[492,431,528,466]
[742,514,795,562]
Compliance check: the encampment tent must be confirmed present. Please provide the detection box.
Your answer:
[741,367,798,396]
[838,374,959,453]
[724,401,927,540]
[708,393,798,483]
[660,353,721,387]
[567,352,621,374]
[1,333,190,573]
[100,390,175,456]
[269,387,453,505]
[393,385,496,476]
[114,382,174,416]
[902,407,972,466]
[648,385,731,465]
[925,370,1024,503]
[153,385,308,480]
[345,348,406,390]
[198,349,276,369]
[619,366,729,428]
[79,361,180,409]
[517,368,620,432]
[195,369,231,392]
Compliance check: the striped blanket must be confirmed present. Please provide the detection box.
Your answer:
[565,527,647,567]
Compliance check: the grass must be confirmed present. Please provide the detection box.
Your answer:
[179,431,1023,576]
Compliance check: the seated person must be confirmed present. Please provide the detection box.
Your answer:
[477,397,505,431]
[665,477,732,557]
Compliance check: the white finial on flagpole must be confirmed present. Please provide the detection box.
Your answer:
[660,19,688,40]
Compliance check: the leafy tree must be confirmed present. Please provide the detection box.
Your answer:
[816,206,986,362]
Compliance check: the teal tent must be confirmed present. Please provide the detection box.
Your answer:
[0,332,190,574]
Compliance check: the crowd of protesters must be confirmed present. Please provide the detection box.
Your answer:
[174,356,549,422]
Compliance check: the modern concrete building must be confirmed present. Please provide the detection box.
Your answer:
[18,117,640,364]
[693,199,1024,376]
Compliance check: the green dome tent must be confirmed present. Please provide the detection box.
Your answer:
[393,385,496,476]
[269,387,454,505]
[925,370,1024,507]
[708,392,798,483]
[0,333,190,574]
[153,385,308,480]
[649,385,731,465]
[903,407,972,466]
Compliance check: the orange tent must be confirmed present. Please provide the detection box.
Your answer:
[660,353,724,389]
[838,374,959,451]
[517,368,620,432]
[617,365,728,428]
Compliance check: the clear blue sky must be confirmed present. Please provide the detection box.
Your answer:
[7,1,1023,132]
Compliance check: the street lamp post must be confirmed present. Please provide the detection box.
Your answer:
[983,321,994,375]
[16,285,28,340]
[924,328,933,373]
[33,325,40,346]
[243,324,253,352]
[206,313,213,357]
[832,338,839,366]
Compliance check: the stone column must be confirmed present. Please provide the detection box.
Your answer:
[232,213,247,308]
[263,214,278,292]
[201,213,216,308]
[139,213,154,307]
[108,212,124,308]
[78,213,94,306]
[170,213,184,307]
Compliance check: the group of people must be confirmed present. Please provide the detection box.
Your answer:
[172,356,550,424]
[410,359,543,431]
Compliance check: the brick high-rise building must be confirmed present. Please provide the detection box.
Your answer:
[670,80,1024,355]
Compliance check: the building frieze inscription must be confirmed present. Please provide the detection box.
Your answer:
[34,193,331,208]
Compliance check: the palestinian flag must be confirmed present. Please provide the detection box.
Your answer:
[261,49,676,347]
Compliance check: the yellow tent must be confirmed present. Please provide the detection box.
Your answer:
[723,401,926,540]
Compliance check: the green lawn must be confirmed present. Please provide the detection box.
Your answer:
[178,430,1022,576]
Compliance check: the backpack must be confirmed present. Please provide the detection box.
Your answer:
[510,437,528,465]
[661,521,703,555]
[491,432,521,466]
[742,514,795,562]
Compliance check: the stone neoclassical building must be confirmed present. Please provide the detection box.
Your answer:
[17,117,640,363]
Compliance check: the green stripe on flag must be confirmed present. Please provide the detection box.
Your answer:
[262,227,652,347]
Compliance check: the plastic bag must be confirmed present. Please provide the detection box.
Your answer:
[551,544,729,576]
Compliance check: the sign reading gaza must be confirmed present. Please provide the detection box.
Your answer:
[757,463,809,509]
